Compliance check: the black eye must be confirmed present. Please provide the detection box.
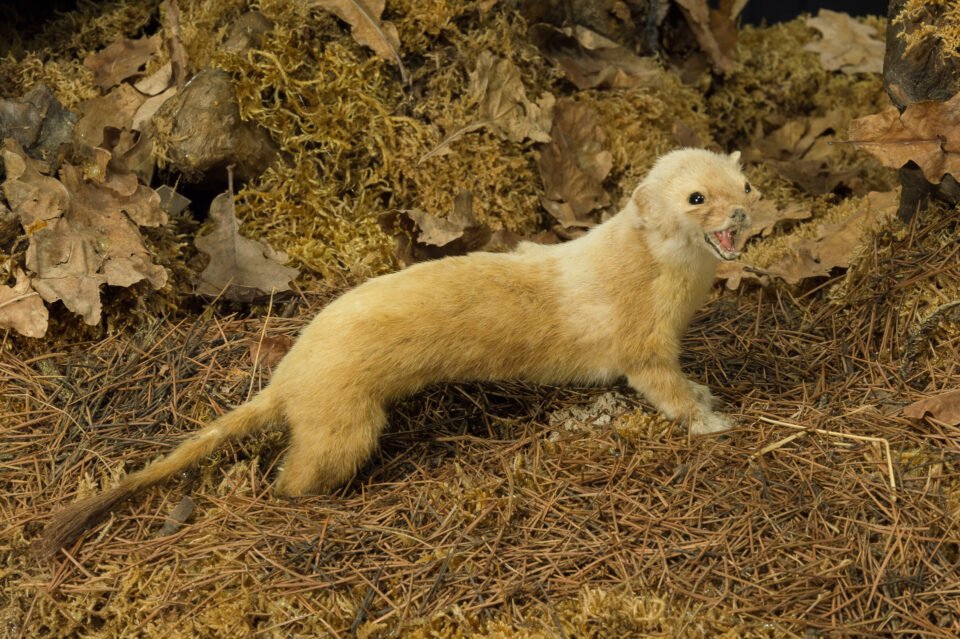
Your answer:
[689,192,705,205]
[745,183,751,193]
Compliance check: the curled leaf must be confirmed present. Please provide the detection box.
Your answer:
[304,0,407,82]
[195,181,299,302]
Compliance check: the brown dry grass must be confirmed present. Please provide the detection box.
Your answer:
[2,200,959,637]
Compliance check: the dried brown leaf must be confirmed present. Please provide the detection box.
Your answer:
[0,269,48,338]
[674,0,741,72]
[848,90,960,183]
[714,261,769,290]
[83,34,162,91]
[742,201,811,240]
[468,51,554,144]
[749,110,860,195]
[766,190,898,284]
[304,0,407,82]
[1,139,70,229]
[538,99,612,227]
[528,24,661,90]
[73,84,146,157]
[804,9,884,74]
[195,184,299,302]
[903,389,960,426]
[133,61,173,96]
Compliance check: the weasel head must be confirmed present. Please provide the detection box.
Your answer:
[629,149,759,261]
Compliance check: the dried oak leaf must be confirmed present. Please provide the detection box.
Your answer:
[743,201,812,241]
[83,34,162,91]
[674,0,746,72]
[468,51,555,144]
[1,138,70,230]
[73,84,146,157]
[24,161,168,325]
[748,111,859,195]
[538,99,612,227]
[0,269,48,338]
[0,84,76,171]
[764,190,898,284]
[848,90,960,184]
[804,9,884,74]
[304,0,407,82]
[528,23,661,90]
[195,188,299,302]
[903,389,960,426]
[0,199,16,245]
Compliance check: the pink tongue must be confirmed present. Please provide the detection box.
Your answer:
[715,230,734,251]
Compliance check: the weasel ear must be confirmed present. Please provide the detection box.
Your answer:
[628,183,650,228]
[729,150,741,164]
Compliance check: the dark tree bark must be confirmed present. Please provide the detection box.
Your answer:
[884,0,960,221]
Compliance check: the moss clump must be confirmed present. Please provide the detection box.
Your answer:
[896,0,960,63]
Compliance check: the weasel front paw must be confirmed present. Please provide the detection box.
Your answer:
[689,411,735,435]
[686,380,717,410]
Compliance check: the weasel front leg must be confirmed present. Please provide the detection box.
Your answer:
[627,359,733,434]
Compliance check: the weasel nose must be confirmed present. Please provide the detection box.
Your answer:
[732,208,747,224]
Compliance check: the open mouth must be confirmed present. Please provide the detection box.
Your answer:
[704,228,739,261]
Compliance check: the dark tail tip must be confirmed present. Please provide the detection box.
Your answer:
[37,487,135,558]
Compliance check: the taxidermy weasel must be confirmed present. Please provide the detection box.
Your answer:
[40,148,758,556]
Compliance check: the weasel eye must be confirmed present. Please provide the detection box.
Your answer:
[745,183,751,193]
[688,192,705,205]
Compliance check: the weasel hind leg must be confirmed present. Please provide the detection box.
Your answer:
[274,395,387,496]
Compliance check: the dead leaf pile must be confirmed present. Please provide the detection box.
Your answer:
[538,99,613,228]
[195,178,299,302]
[1,140,168,330]
[804,9,884,74]
[529,24,661,90]
[848,88,960,184]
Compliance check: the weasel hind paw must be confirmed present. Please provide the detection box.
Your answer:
[690,412,735,435]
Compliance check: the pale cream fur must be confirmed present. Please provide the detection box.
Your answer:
[40,149,759,554]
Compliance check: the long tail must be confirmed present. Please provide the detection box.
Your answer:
[38,393,281,557]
